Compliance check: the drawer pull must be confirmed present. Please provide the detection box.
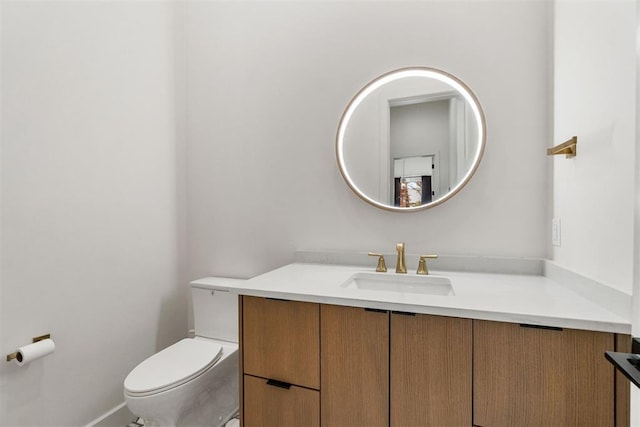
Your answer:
[519,323,563,331]
[266,379,292,389]
[265,297,290,302]
[364,308,388,314]
[392,311,416,316]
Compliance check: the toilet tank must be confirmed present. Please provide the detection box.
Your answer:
[191,278,245,343]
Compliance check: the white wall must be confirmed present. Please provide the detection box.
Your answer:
[553,0,637,294]
[634,0,640,420]
[554,1,637,422]
[184,1,552,282]
[0,2,186,426]
[0,0,4,418]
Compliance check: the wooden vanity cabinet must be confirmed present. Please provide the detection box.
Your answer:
[240,296,629,427]
[473,320,619,427]
[320,304,473,427]
[241,296,320,427]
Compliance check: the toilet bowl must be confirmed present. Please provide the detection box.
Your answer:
[124,279,244,427]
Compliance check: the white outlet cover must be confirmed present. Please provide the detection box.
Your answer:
[552,218,561,247]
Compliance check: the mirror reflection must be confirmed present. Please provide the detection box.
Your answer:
[336,67,486,212]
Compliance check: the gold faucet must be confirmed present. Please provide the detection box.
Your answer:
[396,242,407,273]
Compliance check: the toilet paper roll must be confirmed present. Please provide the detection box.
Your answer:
[13,339,55,366]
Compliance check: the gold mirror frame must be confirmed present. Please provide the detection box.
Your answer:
[336,67,486,212]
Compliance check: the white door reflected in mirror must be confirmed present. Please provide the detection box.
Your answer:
[336,67,486,212]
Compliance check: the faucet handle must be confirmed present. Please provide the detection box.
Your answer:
[368,252,388,273]
[417,255,438,275]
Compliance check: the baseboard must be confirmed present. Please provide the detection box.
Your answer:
[87,402,136,427]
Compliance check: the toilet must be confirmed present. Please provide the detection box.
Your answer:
[124,278,244,427]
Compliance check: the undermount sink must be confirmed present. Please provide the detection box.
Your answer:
[341,272,454,296]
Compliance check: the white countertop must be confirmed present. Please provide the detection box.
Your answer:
[191,262,631,334]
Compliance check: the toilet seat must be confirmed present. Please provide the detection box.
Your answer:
[124,338,223,397]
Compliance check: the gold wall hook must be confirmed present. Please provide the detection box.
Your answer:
[368,252,387,272]
[547,136,577,158]
[417,255,438,275]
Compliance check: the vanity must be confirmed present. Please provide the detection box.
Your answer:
[192,257,632,427]
[192,66,631,426]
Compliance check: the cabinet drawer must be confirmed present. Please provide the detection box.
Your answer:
[242,296,320,389]
[243,374,319,427]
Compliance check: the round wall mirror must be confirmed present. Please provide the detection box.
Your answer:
[336,67,486,212]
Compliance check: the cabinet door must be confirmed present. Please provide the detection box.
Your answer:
[243,296,320,389]
[391,312,472,427]
[474,320,615,427]
[321,305,389,427]
[243,374,319,427]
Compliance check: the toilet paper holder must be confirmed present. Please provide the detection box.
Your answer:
[6,334,51,362]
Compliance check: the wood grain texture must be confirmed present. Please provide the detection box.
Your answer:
[391,313,472,427]
[615,334,631,427]
[321,305,389,427]
[238,296,244,426]
[242,296,320,389]
[243,374,319,427]
[474,320,615,427]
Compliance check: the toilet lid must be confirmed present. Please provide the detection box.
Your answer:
[124,338,223,395]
